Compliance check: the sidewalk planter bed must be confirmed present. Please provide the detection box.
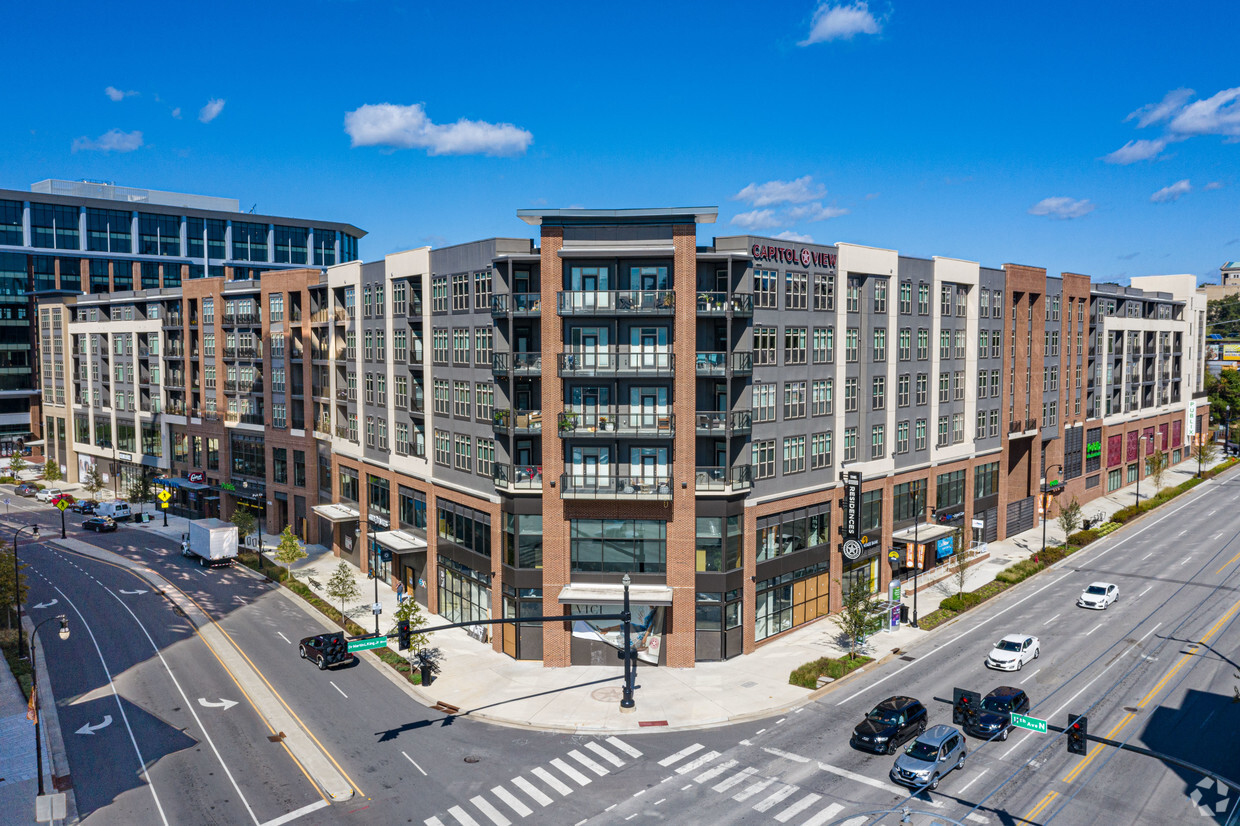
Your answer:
[789,654,872,688]
[0,629,33,698]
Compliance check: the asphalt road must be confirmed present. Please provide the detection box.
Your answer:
[7,474,1240,826]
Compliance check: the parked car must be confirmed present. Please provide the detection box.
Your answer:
[964,686,1031,742]
[15,483,37,497]
[298,633,354,671]
[890,725,967,791]
[35,487,64,503]
[851,696,928,754]
[82,516,118,533]
[1077,582,1119,610]
[986,634,1040,671]
[71,499,99,514]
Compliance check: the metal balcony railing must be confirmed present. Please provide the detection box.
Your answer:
[559,472,673,500]
[556,290,674,316]
[491,293,542,316]
[492,352,543,375]
[694,465,753,492]
[492,409,542,433]
[557,410,674,437]
[557,350,673,377]
[695,409,752,434]
[695,292,754,316]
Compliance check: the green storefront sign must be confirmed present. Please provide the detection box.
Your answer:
[1085,441,1102,459]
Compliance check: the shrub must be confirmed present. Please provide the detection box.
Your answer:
[1067,528,1099,547]
[789,654,871,688]
[997,559,1043,585]
[940,592,984,613]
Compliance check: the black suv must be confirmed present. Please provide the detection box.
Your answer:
[298,633,354,670]
[964,686,1031,741]
[851,696,928,754]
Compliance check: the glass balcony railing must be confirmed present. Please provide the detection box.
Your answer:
[492,352,543,375]
[694,465,752,492]
[492,409,542,433]
[491,293,542,316]
[559,472,673,500]
[695,351,752,376]
[557,349,673,377]
[556,290,674,316]
[557,410,673,438]
[695,410,752,435]
[493,464,543,491]
[695,292,753,316]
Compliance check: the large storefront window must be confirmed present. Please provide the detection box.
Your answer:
[695,589,743,661]
[756,505,829,562]
[842,556,879,600]
[230,433,265,479]
[367,474,390,518]
[974,462,999,499]
[438,554,491,626]
[570,519,666,573]
[501,586,543,660]
[503,514,543,568]
[892,482,923,523]
[936,469,965,511]
[339,468,359,503]
[570,603,665,664]
[695,516,743,572]
[399,486,427,534]
[860,490,883,535]
[368,537,391,582]
[755,563,829,642]
[437,499,491,558]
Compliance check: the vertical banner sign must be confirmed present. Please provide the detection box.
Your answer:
[1186,399,1197,441]
[841,471,864,560]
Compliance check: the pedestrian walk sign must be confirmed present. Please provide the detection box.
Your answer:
[157,489,172,503]
[54,497,70,512]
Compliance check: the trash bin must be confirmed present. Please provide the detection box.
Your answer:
[899,604,910,624]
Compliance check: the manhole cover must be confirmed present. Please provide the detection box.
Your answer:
[591,687,623,702]
[740,681,758,689]
[464,756,480,764]
[900,655,916,662]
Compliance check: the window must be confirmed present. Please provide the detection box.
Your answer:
[936,469,965,510]
[783,436,806,474]
[873,329,886,361]
[872,377,885,410]
[784,381,806,419]
[453,381,470,417]
[434,430,450,466]
[992,289,1003,316]
[432,329,449,364]
[871,424,885,459]
[941,285,953,316]
[990,409,1000,437]
[980,288,990,317]
[975,462,999,498]
[475,328,493,365]
[991,369,1001,397]
[454,434,472,471]
[273,226,308,264]
[474,271,492,310]
[917,328,929,360]
[955,330,966,358]
[395,376,408,408]
[915,418,927,450]
[755,383,777,422]
[937,416,949,447]
[453,329,470,365]
[785,272,807,309]
[364,330,374,361]
[956,286,967,317]
[843,427,857,462]
[433,379,450,414]
[899,328,911,361]
[978,369,988,398]
[476,438,494,478]
[847,278,861,313]
[899,281,912,314]
[475,383,493,422]
[980,329,989,356]
[844,377,858,412]
[952,412,964,443]
[954,371,965,401]
[571,519,666,574]
[754,326,777,365]
[431,276,448,312]
[452,273,469,310]
[898,374,910,407]
[918,283,930,315]
[811,432,831,468]
[916,373,928,406]
[784,327,807,364]
[992,331,1002,359]
[393,329,407,362]
[812,327,833,363]
[845,328,859,362]
[897,421,910,454]
[939,373,950,403]
[977,408,988,439]
[755,269,778,308]
[813,273,834,310]
[812,379,832,416]
[940,330,951,360]
[874,280,887,313]
[754,440,776,479]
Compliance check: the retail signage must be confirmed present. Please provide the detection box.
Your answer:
[369,512,391,530]
[118,452,133,462]
[220,482,236,492]
[750,243,837,270]
[843,471,861,540]
[1187,400,1197,439]
[188,472,205,483]
[936,536,955,560]
[1085,441,1102,459]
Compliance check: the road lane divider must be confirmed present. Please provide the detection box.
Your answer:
[49,537,357,803]
[1023,790,1057,823]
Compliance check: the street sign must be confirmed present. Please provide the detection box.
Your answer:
[54,498,70,512]
[160,502,168,509]
[1010,712,1048,733]
[346,636,388,653]
[157,489,172,502]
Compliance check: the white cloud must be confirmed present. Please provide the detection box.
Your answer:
[1028,197,1094,219]
[1168,87,1240,137]
[800,1,882,45]
[1102,138,1167,165]
[1150,179,1191,203]
[731,209,782,230]
[344,102,533,156]
[1205,181,1224,190]
[71,129,144,153]
[1126,88,1194,128]
[105,86,137,102]
[199,98,226,123]
[171,107,182,119]
[774,231,814,243]
[734,175,826,206]
[786,202,850,221]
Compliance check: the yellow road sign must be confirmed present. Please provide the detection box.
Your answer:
[54,498,70,512]
[160,502,168,509]
[157,489,172,502]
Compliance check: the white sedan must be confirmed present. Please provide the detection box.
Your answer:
[986,634,1040,671]
[1077,582,1119,610]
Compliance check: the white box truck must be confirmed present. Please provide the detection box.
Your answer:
[182,519,239,567]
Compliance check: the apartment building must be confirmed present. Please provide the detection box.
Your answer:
[37,201,1207,668]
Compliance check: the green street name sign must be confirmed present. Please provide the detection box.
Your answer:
[1010,712,1047,733]
[346,636,389,653]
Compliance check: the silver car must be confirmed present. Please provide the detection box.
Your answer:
[890,724,967,791]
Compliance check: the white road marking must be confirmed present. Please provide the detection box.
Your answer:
[774,793,822,822]
[1139,585,1153,597]
[511,777,553,806]
[425,818,445,826]
[531,766,573,796]
[402,751,427,776]
[958,769,988,794]
[776,717,786,724]
[329,680,347,698]
[550,758,591,786]
[585,741,625,767]
[755,728,767,735]
[1178,530,1189,537]
[694,759,738,784]
[567,750,609,776]
[605,736,642,758]
[794,707,805,714]
[800,803,845,826]
[277,631,292,644]
[1042,613,1061,626]
[1137,622,1163,643]
[1020,669,1040,684]
[713,766,759,792]
[469,796,510,826]
[259,799,330,826]
[739,739,752,746]
[753,783,799,812]
[1179,555,1193,566]
[817,761,901,794]
[658,743,704,766]
[446,805,480,826]
[1142,551,1155,560]
[675,751,721,774]
[762,746,811,763]
[965,814,990,824]
[491,786,531,818]
[1084,622,1104,636]
[733,777,776,802]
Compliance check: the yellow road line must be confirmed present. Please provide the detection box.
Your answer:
[1215,550,1240,575]
[1022,790,1058,823]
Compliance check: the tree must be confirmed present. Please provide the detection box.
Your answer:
[42,460,61,483]
[1058,496,1083,539]
[273,526,307,581]
[230,507,257,542]
[0,545,27,631]
[127,472,154,514]
[947,535,980,599]
[325,561,361,620]
[389,592,432,653]
[1147,447,1170,492]
[8,452,26,478]
[832,576,883,659]
[1205,369,1240,426]
[1194,435,1218,471]
[83,464,105,497]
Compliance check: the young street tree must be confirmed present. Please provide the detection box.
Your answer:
[389,593,432,654]
[42,460,62,483]
[947,535,980,599]
[1147,447,1170,492]
[83,464,105,497]
[1193,434,1219,475]
[8,452,26,478]
[1058,496,1083,539]
[832,577,883,660]
[230,507,257,543]
[325,561,361,620]
[274,526,307,581]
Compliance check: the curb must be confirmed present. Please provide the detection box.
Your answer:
[23,616,80,825]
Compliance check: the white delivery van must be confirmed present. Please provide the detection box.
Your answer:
[95,501,132,521]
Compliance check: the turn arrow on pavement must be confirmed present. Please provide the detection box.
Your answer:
[197,698,238,711]
[76,715,113,736]
[32,599,59,609]
[117,589,148,596]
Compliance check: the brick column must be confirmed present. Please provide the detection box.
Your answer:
[538,227,570,666]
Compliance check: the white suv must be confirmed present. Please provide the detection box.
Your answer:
[35,487,64,503]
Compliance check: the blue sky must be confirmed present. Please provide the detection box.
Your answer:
[5,1,1240,283]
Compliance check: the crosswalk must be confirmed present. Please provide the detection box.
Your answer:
[424,736,642,826]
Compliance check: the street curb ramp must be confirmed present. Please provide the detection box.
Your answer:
[49,538,355,803]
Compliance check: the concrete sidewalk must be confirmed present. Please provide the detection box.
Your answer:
[124,454,1234,733]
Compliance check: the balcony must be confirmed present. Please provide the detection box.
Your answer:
[556,290,674,316]
[165,402,187,416]
[696,351,752,376]
[313,417,332,437]
[694,465,753,493]
[557,410,674,438]
[335,425,351,439]
[223,346,259,361]
[696,292,753,317]
[557,349,673,378]
[225,412,265,426]
[163,313,183,328]
[310,309,332,323]
[695,409,752,435]
[492,352,543,376]
[333,307,350,323]
[492,409,542,434]
[493,464,543,492]
[559,472,673,501]
[491,293,542,317]
[223,312,260,327]
[310,347,331,361]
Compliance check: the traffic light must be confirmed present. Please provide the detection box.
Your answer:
[397,619,411,651]
[953,687,981,726]
[323,632,347,664]
[1067,714,1088,755]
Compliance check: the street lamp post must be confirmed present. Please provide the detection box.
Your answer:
[1040,464,1064,564]
[1226,405,1231,459]
[620,573,635,710]
[911,479,924,628]
[30,614,68,796]
[12,524,40,660]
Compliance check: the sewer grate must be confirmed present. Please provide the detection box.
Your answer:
[899,655,917,662]
[740,680,758,689]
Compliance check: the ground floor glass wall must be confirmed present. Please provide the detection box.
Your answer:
[437,554,491,627]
